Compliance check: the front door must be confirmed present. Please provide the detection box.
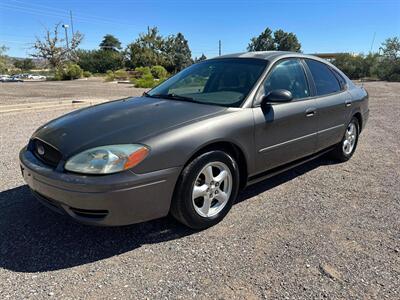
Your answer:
[253,58,318,174]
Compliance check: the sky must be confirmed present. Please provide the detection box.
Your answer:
[0,0,399,58]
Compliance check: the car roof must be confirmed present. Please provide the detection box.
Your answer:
[212,51,330,63]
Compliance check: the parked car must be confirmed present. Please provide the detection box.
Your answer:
[0,75,23,82]
[20,51,369,229]
[11,75,24,82]
[27,74,46,80]
[0,74,10,81]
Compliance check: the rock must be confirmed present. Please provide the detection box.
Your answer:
[319,263,342,281]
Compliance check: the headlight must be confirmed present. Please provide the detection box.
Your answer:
[65,144,149,174]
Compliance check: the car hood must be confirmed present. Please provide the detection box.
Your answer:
[32,97,227,158]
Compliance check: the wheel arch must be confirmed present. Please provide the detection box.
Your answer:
[184,140,248,190]
[353,112,363,132]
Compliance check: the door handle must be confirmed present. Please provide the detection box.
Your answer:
[345,100,352,107]
[305,108,316,117]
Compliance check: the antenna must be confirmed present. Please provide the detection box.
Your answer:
[219,40,221,56]
[369,32,376,53]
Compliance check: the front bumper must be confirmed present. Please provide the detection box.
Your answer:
[19,147,181,226]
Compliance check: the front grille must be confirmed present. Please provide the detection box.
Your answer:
[32,139,62,167]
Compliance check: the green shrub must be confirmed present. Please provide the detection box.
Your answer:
[63,63,83,80]
[135,66,151,76]
[131,73,157,88]
[114,69,128,80]
[151,65,168,79]
[83,71,92,78]
[54,68,64,81]
[388,73,400,82]
[105,70,115,82]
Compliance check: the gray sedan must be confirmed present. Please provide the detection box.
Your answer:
[20,51,369,229]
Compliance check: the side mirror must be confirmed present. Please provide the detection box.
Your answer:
[261,89,293,108]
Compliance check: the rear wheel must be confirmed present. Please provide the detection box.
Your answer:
[171,150,240,229]
[331,117,359,162]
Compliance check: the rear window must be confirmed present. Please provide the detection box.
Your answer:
[305,59,341,96]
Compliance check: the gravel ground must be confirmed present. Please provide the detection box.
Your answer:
[0,82,399,299]
[0,77,147,105]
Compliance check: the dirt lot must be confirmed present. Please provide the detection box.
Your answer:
[0,81,399,299]
[0,77,147,105]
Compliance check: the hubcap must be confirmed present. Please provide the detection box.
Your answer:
[192,162,232,218]
[343,122,357,155]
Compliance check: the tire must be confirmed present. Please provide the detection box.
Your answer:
[330,117,360,162]
[171,150,240,230]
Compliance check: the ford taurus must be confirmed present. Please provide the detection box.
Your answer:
[20,51,369,229]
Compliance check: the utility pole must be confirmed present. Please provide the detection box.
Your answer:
[62,24,69,49]
[219,40,221,56]
[70,10,75,36]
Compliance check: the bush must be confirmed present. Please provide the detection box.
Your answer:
[332,54,366,79]
[114,69,128,80]
[52,64,83,80]
[64,63,83,80]
[105,70,115,82]
[388,73,400,82]
[130,73,157,88]
[54,68,63,81]
[134,66,152,77]
[370,58,400,82]
[83,71,92,78]
[151,65,168,79]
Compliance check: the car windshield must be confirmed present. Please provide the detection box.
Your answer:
[146,58,267,107]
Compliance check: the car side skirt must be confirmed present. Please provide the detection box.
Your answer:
[246,146,335,186]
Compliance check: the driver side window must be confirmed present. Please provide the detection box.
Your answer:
[263,59,310,100]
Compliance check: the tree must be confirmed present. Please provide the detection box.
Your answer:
[0,45,8,73]
[247,28,301,52]
[99,34,122,51]
[195,53,207,62]
[125,27,166,69]
[273,29,301,52]
[164,32,192,73]
[372,37,400,81]
[32,23,83,69]
[125,27,193,72]
[247,28,274,51]
[77,49,123,73]
[14,58,36,71]
[380,37,400,60]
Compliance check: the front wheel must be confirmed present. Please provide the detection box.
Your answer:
[331,117,360,162]
[170,150,240,230]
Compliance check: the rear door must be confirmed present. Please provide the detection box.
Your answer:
[253,58,318,173]
[304,59,349,152]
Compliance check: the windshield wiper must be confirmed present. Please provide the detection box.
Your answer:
[145,93,195,102]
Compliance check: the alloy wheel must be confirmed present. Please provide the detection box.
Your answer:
[192,162,233,218]
[343,122,357,155]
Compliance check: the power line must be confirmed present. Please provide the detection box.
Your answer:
[5,1,138,27]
